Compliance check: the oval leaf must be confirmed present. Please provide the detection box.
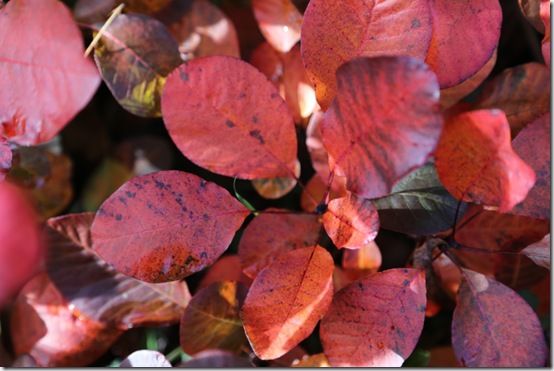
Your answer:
[320,268,427,366]
[162,56,297,179]
[0,0,100,145]
[435,109,536,212]
[120,350,171,367]
[0,182,43,306]
[238,211,321,279]
[180,281,247,355]
[451,269,547,367]
[320,56,442,199]
[425,0,502,88]
[252,159,300,199]
[301,0,433,109]
[241,246,334,360]
[252,0,302,53]
[91,170,249,282]
[522,234,550,270]
[94,13,182,117]
[322,193,379,249]
[47,213,192,329]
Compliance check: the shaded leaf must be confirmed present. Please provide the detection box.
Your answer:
[252,159,300,199]
[0,139,12,181]
[179,350,252,367]
[269,346,308,367]
[0,182,43,306]
[522,234,550,270]
[451,269,547,367]
[92,170,249,282]
[0,0,100,145]
[120,350,171,367]
[541,0,550,66]
[252,0,302,53]
[322,193,379,249]
[519,0,546,32]
[510,113,551,220]
[472,62,550,136]
[301,0,433,109]
[291,353,330,367]
[238,211,321,279]
[425,0,502,88]
[282,45,317,123]
[428,346,460,367]
[320,56,442,199]
[435,109,535,212]
[241,246,334,360]
[94,13,182,117]
[197,255,252,291]
[47,213,192,329]
[320,268,426,366]
[162,56,297,179]
[10,273,122,367]
[374,163,465,235]
[81,158,134,211]
[342,241,381,274]
[155,0,240,60]
[180,281,247,354]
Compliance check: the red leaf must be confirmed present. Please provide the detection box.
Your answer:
[47,213,192,329]
[322,193,379,249]
[0,139,11,181]
[238,211,321,279]
[162,56,297,179]
[301,0,433,109]
[0,0,100,145]
[522,234,550,270]
[320,56,442,199]
[451,269,547,367]
[241,246,334,360]
[197,255,252,291]
[91,170,249,283]
[252,0,302,53]
[342,241,382,274]
[425,0,502,88]
[179,350,253,367]
[120,350,171,367]
[320,268,427,366]
[0,182,43,306]
[180,281,248,355]
[10,273,122,367]
[541,0,550,67]
[435,109,535,212]
[510,113,551,220]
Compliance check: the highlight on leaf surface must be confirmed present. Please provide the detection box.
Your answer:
[93,13,182,117]
[238,211,321,279]
[342,241,382,275]
[320,56,442,199]
[47,213,192,329]
[322,193,379,250]
[252,0,302,53]
[301,0,433,109]
[120,350,171,367]
[425,0,502,89]
[435,109,536,212]
[252,159,300,199]
[241,246,334,360]
[521,234,550,270]
[451,268,547,367]
[0,0,100,145]
[180,281,247,355]
[91,170,249,283]
[10,273,122,367]
[320,268,427,367]
[0,182,43,306]
[161,56,298,179]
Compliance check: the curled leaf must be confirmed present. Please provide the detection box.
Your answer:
[91,170,249,282]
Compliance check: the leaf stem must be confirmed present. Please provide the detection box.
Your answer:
[84,3,125,57]
[165,346,190,363]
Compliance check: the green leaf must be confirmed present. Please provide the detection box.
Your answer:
[373,163,466,235]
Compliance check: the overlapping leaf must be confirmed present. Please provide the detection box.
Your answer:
[252,159,300,199]
[374,163,465,235]
[451,269,547,367]
[197,255,251,291]
[522,234,550,270]
[180,281,247,354]
[91,170,249,282]
[0,139,12,181]
[241,246,334,360]
[162,56,297,179]
[179,350,252,367]
[435,109,535,212]
[94,13,182,117]
[320,56,442,199]
[342,241,382,275]
[541,0,550,66]
[47,213,192,329]
[0,182,43,306]
[10,274,122,367]
[238,211,321,278]
[252,0,302,53]
[301,0,433,109]
[120,350,171,367]
[0,0,100,145]
[320,269,426,366]
[322,193,379,249]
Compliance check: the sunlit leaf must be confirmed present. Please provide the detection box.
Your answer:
[197,255,252,291]
[252,0,302,53]
[252,159,300,199]
[120,350,171,367]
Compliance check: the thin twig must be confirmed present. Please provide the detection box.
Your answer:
[84,3,125,57]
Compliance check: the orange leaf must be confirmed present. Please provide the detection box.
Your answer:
[252,0,302,53]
